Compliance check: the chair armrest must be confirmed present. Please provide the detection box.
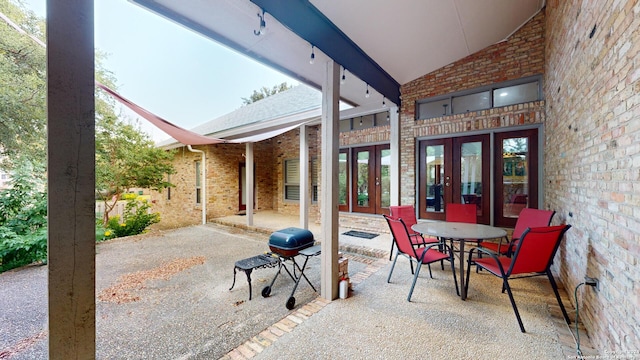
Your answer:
[468,246,509,275]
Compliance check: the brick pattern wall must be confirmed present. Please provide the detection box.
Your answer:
[151,141,276,228]
[149,147,202,228]
[399,11,546,205]
[545,0,640,352]
[340,124,390,146]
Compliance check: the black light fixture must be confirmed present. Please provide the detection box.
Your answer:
[254,9,266,36]
[310,45,315,65]
[386,111,390,121]
[442,103,448,116]
[341,67,346,84]
[382,96,386,108]
[365,83,370,98]
[359,116,363,125]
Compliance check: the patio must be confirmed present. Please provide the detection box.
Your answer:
[0,218,596,359]
[211,211,597,359]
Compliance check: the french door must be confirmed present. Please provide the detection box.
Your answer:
[418,135,490,223]
[350,145,390,215]
[418,128,539,226]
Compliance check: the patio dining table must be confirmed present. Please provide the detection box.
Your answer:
[412,221,506,300]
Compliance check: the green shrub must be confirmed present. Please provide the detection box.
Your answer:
[0,227,47,272]
[104,196,160,240]
[0,161,48,272]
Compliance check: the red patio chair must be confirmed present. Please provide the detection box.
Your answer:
[384,215,459,301]
[481,208,555,256]
[445,203,477,223]
[444,203,478,258]
[388,205,439,261]
[465,225,572,332]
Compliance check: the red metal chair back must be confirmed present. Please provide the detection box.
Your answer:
[512,208,555,240]
[383,215,417,259]
[389,205,420,236]
[445,203,476,223]
[508,225,571,276]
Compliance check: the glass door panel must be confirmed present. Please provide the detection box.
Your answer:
[419,139,451,221]
[426,145,445,213]
[379,148,391,211]
[454,135,490,223]
[356,150,370,206]
[352,147,374,213]
[338,149,348,211]
[502,138,529,217]
[494,129,538,227]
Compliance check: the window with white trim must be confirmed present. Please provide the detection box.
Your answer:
[284,159,300,201]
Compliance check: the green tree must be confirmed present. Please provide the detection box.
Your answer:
[0,0,47,162]
[241,82,291,105]
[95,111,175,224]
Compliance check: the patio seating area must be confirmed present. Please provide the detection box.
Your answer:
[0,217,597,359]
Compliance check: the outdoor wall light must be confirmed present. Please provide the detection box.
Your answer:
[254,9,266,36]
[341,67,346,84]
[365,83,370,98]
[310,45,315,64]
[382,96,386,108]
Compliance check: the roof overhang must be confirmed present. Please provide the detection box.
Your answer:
[129,0,544,111]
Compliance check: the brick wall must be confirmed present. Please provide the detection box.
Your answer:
[150,140,276,228]
[399,11,546,205]
[544,0,640,352]
[149,147,202,229]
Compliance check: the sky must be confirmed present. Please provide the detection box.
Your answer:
[24,0,298,141]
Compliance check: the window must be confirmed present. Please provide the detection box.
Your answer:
[418,99,450,118]
[452,91,491,114]
[284,159,300,201]
[339,111,391,132]
[311,157,319,202]
[416,76,542,120]
[493,81,539,107]
[195,161,201,204]
[339,119,352,132]
[352,114,375,131]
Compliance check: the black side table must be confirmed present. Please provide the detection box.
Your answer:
[229,254,280,300]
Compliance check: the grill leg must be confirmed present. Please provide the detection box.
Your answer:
[243,269,254,300]
[229,266,238,291]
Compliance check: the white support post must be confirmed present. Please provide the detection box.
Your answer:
[246,142,254,226]
[320,60,340,301]
[300,124,309,229]
[389,106,400,206]
[47,0,96,358]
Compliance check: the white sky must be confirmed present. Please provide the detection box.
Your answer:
[24,0,298,142]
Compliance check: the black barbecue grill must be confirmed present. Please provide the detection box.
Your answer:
[262,227,321,309]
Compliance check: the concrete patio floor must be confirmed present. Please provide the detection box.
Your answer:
[0,214,598,359]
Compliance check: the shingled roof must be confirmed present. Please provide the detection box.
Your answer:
[158,84,322,147]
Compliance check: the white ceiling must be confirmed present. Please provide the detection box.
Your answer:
[131,0,545,109]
